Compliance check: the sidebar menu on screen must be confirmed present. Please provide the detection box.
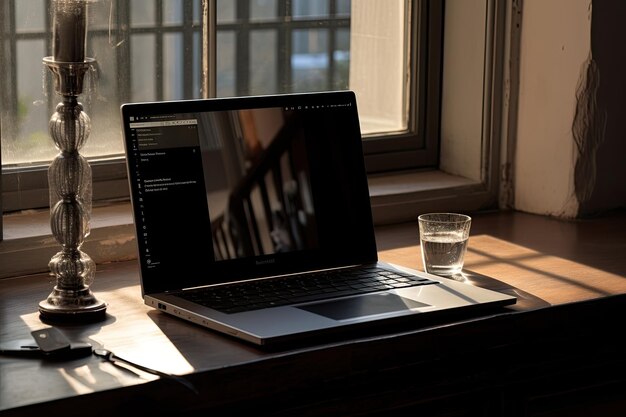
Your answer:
[127,116,213,280]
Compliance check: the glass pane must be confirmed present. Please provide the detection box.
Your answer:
[217,0,235,23]
[293,0,329,19]
[193,32,202,98]
[163,33,184,100]
[216,31,236,97]
[131,0,156,26]
[9,40,50,165]
[88,0,112,31]
[131,34,156,102]
[163,0,184,25]
[83,35,121,158]
[214,1,356,100]
[333,28,350,90]
[291,29,329,93]
[250,0,276,21]
[349,0,407,135]
[16,0,45,33]
[193,0,202,24]
[250,30,277,95]
[336,0,351,16]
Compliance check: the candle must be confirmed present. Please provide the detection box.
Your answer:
[52,0,87,63]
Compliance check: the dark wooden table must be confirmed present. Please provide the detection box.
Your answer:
[2,209,626,416]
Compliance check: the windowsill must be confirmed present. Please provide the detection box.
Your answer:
[0,170,486,280]
[368,169,490,224]
[0,203,137,280]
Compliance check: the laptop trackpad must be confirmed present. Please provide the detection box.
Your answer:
[298,293,429,321]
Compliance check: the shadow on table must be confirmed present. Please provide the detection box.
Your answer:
[452,269,551,311]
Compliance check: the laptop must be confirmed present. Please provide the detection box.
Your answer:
[120,90,516,348]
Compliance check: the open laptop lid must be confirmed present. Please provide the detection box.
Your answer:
[121,91,378,296]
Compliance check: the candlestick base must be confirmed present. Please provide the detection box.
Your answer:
[39,288,107,323]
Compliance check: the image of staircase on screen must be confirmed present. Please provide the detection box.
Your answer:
[197,108,318,261]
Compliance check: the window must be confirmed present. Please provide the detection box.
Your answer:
[1,0,441,213]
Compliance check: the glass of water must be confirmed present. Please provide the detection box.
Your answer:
[418,213,472,278]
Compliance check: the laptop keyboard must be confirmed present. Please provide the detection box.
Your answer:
[178,266,438,314]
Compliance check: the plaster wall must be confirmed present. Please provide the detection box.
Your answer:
[514,0,591,217]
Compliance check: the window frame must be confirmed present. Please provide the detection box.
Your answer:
[368,0,516,224]
[362,0,443,173]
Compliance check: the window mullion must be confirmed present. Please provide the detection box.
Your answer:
[1,1,18,142]
[277,0,290,91]
[327,0,337,90]
[235,0,250,96]
[155,0,164,100]
[183,0,194,98]
[117,1,131,104]
[0,2,6,240]
[202,0,216,98]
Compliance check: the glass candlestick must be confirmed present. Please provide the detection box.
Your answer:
[39,57,106,322]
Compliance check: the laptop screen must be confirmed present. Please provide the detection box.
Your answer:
[121,91,378,295]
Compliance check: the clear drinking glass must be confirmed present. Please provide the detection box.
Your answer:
[418,213,472,278]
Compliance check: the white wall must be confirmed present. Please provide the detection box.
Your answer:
[514,0,591,218]
[439,0,486,182]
